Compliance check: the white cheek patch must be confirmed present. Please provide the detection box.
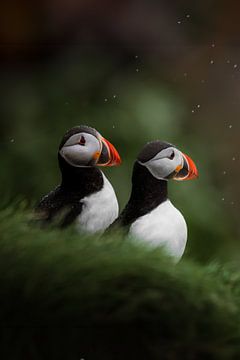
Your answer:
[60,145,91,167]
[140,148,183,180]
[60,133,101,167]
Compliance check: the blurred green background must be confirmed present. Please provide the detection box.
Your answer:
[1,0,240,262]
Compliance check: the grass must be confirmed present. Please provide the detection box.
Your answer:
[0,204,240,359]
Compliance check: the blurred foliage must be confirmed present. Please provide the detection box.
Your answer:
[0,206,240,359]
[0,52,237,263]
[1,0,240,357]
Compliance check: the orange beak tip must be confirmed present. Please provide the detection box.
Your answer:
[183,152,198,180]
[100,137,121,167]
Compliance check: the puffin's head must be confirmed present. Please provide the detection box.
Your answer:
[59,125,121,168]
[137,140,198,181]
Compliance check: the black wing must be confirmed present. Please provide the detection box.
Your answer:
[59,202,83,228]
[34,186,83,228]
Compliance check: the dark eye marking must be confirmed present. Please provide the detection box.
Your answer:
[79,135,86,145]
[169,151,175,160]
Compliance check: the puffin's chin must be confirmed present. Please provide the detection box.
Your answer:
[59,154,95,168]
[59,145,98,168]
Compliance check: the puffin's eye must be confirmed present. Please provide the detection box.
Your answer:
[79,136,86,145]
[169,151,175,160]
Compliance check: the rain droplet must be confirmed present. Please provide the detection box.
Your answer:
[197,104,201,108]
[210,60,214,65]
[223,171,227,175]
[226,59,230,64]
[113,94,117,99]
[221,197,225,201]
[136,68,139,72]
[231,201,235,205]
[191,109,195,113]
[232,157,236,161]
[135,55,138,59]
[201,79,205,83]
[183,72,187,77]
[10,139,15,143]
[234,64,238,68]
[211,43,215,48]
[112,125,115,129]
[177,21,181,24]
[104,98,108,102]
[229,124,232,129]
[186,14,190,18]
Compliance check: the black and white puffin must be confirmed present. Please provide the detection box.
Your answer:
[35,125,121,233]
[110,141,198,261]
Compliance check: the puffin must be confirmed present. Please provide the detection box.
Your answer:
[35,125,121,233]
[110,141,198,261]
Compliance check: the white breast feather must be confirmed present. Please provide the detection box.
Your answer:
[76,173,119,234]
[129,200,187,261]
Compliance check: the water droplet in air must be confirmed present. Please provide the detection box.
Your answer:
[113,94,117,99]
[183,72,187,77]
[136,68,139,72]
[229,125,232,128]
[232,157,236,161]
[104,98,108,102]
[221,198,225,201]
[10,139,15,143]
[223,171,227,175]
[210,60,214,64]
[177,21,181,24]
[197,104,201,108]
[191,110,195,113]
[186,14,190,18]
[135,55,138,59]
[201,79,205,83]
[226,59,230,64]
[234,64,238,68]
[211,43,215,48]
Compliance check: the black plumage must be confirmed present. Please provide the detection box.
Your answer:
[58,125,99,150]
[35,163,103,228]
[110,162,168,231]
[109,141,173,231]
[34,126,104,228]
[138,141,174,163]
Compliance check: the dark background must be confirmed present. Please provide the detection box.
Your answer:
[1,0,240,262]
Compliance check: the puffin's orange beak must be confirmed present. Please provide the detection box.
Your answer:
[97,137,121,167]
[173,152,198,181]
[183,153,198,180]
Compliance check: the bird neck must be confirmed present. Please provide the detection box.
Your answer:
[116,162,168,228]
[58,155,103,194]
[129,161,168,209]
